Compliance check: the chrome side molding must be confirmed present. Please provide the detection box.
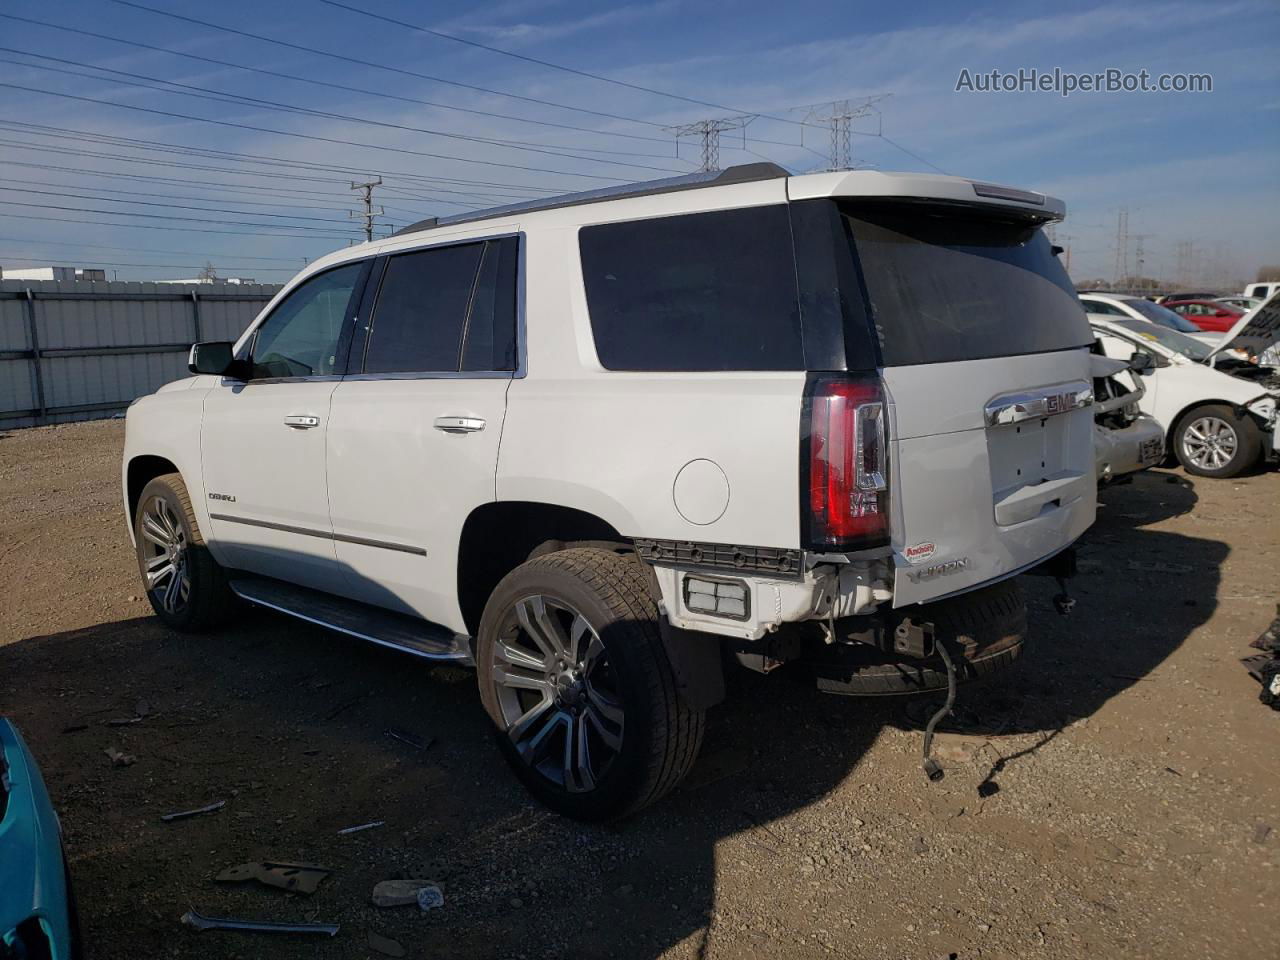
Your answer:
[984,380,1093,427]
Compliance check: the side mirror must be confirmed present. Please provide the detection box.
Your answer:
[1128,351,1155,375]
[188,341,239,376]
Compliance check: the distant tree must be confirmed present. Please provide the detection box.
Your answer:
[1257,265,1280,282]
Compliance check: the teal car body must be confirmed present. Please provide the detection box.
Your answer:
[1,718,77,959]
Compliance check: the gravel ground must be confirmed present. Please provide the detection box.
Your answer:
[1,419,1277,960]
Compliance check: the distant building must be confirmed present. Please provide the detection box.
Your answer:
[153,276,257,285]
[1,265,107,281]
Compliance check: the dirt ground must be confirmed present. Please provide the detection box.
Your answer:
[1,419,1277,960]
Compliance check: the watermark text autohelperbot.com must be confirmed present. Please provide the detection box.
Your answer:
[955,67,1212,97]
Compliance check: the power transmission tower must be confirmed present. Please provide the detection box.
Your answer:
[350,177,384,243]
[664,115,754,172]
[1131,233,1153,293]
[801,96,885,170]
[1112,209,1129,289]
[1174,240,1194,288]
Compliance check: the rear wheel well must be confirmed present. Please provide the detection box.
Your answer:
[456,502,632,636]
[126,455,180,524]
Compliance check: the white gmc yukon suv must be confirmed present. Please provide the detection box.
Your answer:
[123,164,1097,819]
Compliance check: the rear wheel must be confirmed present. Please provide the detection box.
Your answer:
[476,548,704,820]
[133,473,237,631]
[1173,404,1261,478]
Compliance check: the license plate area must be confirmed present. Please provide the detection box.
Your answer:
[987,416,1067,497]
[1140,436,1163,465]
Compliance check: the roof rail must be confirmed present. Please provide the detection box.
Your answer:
[391,162,789,237]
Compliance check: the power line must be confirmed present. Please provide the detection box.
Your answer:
[0,158,412,206]
[0,185,370,225]
[0,174,400,215]
[0,84,647,184]
[107,0,674,132]
[0,12,679,147]
[0,134,535,205]
[0,198,367,237]
[318,0,811,129]
[0,119,568,194]
[0,52,686,173]
[0,255,297,273]
[0,236,307,261]
[0,211,379,241]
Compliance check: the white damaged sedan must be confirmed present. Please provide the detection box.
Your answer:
[1088,292,1279,478]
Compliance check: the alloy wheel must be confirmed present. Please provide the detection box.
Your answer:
[490,595,625,793]
[1182,415,1238,471]
[138,495,191,615]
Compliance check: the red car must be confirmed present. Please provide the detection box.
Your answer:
[1163,299,1245,333]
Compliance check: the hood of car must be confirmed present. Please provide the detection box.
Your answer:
[1208,290,1280,360]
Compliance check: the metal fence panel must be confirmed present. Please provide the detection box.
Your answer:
[0,279,280,428]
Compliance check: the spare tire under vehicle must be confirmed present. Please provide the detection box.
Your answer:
[806,578,1027,696]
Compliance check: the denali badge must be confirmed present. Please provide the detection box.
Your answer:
[905,558,970,583]
[208,492,237,502]
[903,541,936,565]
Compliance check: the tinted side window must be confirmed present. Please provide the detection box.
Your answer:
[579,206,804,371]
[365,243,483,374]
[251,262,365,378]
[461,236,519,371]
[363,237,519,374]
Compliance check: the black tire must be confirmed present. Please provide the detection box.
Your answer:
[133,472,237,632]
[476,548,704,820]
[1172,403,1261,478]
[809,579,1027,696]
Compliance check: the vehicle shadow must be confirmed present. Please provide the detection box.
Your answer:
[0,486,1225,960]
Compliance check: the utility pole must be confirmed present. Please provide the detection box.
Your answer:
[801,96,884,170]
[350,177,384,243]
[664,115,754,172]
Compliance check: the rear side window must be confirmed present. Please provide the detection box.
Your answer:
[579,206,804,371]
[843,203,1092,366]
[363,236,518,374]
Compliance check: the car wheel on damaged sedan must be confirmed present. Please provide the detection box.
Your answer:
[1174,404,1262,478]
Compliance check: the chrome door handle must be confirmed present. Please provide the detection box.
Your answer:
[433,416,485,433]
[283,415,320,429]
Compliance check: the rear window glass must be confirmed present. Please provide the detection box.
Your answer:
[579,206,804,371]
[843,203,1092,366]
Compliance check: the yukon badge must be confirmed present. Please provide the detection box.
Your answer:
[208,492,237,503]
[906,557,970,583]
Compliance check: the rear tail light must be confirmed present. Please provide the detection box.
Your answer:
[802,374,890,550]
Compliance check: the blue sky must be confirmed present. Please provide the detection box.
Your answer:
[0,0,1276,284]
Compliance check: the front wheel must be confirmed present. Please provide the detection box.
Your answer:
[476,548,704,821]
[1173,404,1261,478]
[133,473,237,631]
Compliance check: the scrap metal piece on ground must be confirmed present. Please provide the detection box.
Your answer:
[337,820,384,835]
[1242,653,1280,709]
[371,879,444,910]
[180,908,339,936]
[368,931,408,957]
[1248,604,1280,653]
[103,746,136,767]
[417,885,444,911]
[216,861,330,894]
[385,728,434,750]
[160,799,226,823]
